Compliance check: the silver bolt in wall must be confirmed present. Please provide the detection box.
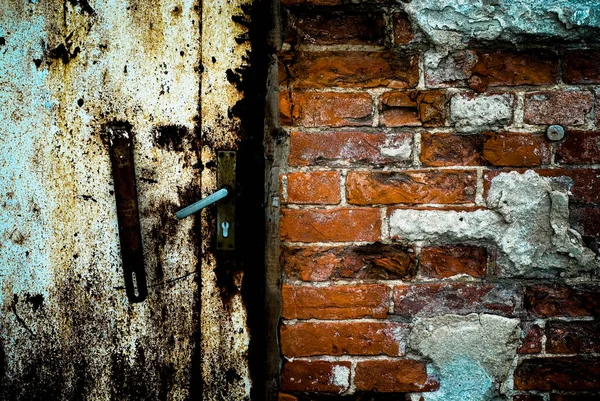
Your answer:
[546,125,565,141]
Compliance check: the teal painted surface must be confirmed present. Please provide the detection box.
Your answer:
[403,0,600,44]
[0,9,56,307]
[424,357,497,401]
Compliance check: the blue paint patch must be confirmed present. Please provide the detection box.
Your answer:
[423,357,497,401]
[0,8,56,306]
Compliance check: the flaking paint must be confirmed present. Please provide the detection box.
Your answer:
[0,0,223,399]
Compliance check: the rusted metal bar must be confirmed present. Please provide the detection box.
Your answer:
[108,125,148,303]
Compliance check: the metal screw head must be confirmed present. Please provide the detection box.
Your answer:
[546,125,565,141]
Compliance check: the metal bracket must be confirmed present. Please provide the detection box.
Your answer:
[217,151,236,251]
[108,125,148,303]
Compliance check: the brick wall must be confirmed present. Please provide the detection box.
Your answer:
[275,1,600,400]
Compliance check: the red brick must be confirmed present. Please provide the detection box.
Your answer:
[420,245,487,278]
[280,90,294,126]
[278,393,298,401]
[556,130,600,165]
[393,283,519,318]
[468,49,558,92]
[420,132,483,166]
[524,285,600,318]
[596,94,600,128]
[280,321,408,357]
[346,170,477,205]
[564,50,600,84]
[570,206,600,238]
[518,323,543,354]
[524,91,593,126]
[482,132,550,167]
[514,396,544,401]
[546,321,600,354]
[281,51,419,89]
[281,91,373,127]
[280,208,381,243]
[379,91,447,127]
[282,284,390,319]
[551,395,600,401]
[393,12,414,45]
[514,357,600,391]
[354,360,439,393]
[281,360,351,393]
[282,243,417,281]
[288,131,412,167]
[282,171,341,205]
[483,168,600,205]
[284,10,385,45]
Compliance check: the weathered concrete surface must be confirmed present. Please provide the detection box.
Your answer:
[401,0,600,47]
[390,171,599,277]
[0,0,207,399]
[408,314,521,401]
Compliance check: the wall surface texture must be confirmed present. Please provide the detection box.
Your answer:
[276,0,600,400]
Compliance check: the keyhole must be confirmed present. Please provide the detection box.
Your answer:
[221,221,230,238]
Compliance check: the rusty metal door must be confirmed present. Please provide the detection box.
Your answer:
[0,0,258,399]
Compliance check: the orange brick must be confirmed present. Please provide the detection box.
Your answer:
[379,91,447,127]
[280,321,408,356]
[420,132,483,166]
[282,284,390,319]
[468,49,558,92]
[282,92,373,127]
[282,171,340,204]
[288,131,413,167]
[482,132,550,167]
[280,208,381,242]
[282,243,416,281]
[281,51,419,89]
[354,360,439,392]
[281,360,351,393]
[420,246,487,278]
[346,170,477,205]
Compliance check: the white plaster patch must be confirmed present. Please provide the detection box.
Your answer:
[390,170,599,277]
[330,365,350,390]
[409,314,521,401]
[424,50,477,87]
[450,93,514,132]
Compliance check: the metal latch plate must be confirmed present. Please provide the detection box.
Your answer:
[217,151,235,250]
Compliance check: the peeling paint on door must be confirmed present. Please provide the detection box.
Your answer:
[0,0,209,399]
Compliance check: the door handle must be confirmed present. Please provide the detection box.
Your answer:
[176,151,236,250]
[175,186,231,219]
